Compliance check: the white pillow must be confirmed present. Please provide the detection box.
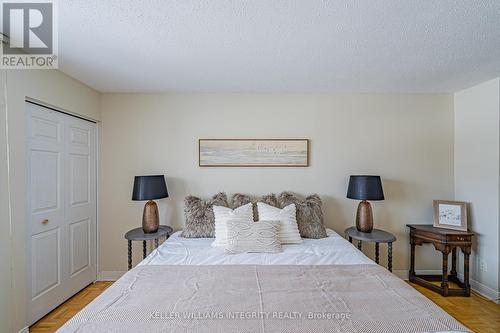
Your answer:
[225,220,282,254]
[213,203,253,246]
[257,202,302,244]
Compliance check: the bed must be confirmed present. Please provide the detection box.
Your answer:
[58,229,469,332]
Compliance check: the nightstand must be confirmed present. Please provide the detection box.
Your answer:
[124,225,173,270]
[345,226,396,272]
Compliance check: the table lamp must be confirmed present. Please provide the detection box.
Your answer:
[132,175,168,233]
[347,175,384,233]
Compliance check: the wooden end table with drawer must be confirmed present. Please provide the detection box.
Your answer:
[407,224,474,297]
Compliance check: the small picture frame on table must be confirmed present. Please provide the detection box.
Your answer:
[433,200,468,231]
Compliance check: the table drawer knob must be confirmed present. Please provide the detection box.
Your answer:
[41,219,49,225]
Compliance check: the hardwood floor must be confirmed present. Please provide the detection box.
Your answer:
[410,282,500,333]
[30,281,499,332]
[29,282,112,333]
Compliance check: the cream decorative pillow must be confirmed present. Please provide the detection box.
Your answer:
[257,202,302,244]
[225,220,282,254]
[213,203,253,246]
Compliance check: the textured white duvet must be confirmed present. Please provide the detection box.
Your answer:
[140,228,374,266]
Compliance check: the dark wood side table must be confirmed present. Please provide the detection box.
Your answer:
[124,225,173,270]
[407,224,474,297]
[344,227,396,272]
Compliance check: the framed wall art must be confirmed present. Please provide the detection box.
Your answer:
[199,139,309,167]
[433,200,468,231]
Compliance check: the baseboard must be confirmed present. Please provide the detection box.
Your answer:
[18,326,29,333]
[456,273,500,303]
[471,281,500,303]
[97,271,126,281]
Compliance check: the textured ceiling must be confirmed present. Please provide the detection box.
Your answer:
[59,1,500,93]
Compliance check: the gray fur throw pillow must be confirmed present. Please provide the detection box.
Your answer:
[232,193,279,221]
[278,192,327,239]
[181,192,228,238]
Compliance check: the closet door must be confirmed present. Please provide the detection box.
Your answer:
[64,115,97,297]
[27,103,67,323]
[27,102,97,324]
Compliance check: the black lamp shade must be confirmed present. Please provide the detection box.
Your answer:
[347,175,384,201]
[132,175,168,201]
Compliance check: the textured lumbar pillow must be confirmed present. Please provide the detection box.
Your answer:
[257,202,302,244]
[231,193,279,221]
[225,220,282,254]
[181,192,228,238]
[278,192,327,239]
[213,203,254,246]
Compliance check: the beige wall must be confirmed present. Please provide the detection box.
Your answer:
[2,69,100,332]
[2,69,499,330]
[99,93,454,274]
[454,78,500,296]
[7,72,500,330]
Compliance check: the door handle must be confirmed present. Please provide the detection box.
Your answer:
[41,219,49,225]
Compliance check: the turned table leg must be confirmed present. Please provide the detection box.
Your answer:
[463,248,471,296]
[441,250,449,296]
[143,240,147,259]
[409,240,415,278]
[127,240,132,270]
[375,243,380,264]
[155,237,159,248]
[388,242,393,272]
[357,240,362,250]
[450,247,457,278]
[348,236,352,243]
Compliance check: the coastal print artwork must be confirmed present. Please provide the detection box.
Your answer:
[199,139,309,167]
[433,200,468,231]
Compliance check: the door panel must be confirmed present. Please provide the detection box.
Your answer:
[31,115,61,146]
[30,150,60,213]
[69,218,90,276]
[27,102,97,324]
[31,228,60,299]
[69,154,89,206]
[32,117,59,139]
[29,150,61,236]
[70,126,89,147]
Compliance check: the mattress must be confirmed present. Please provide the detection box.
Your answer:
[58,229,470,333]
[140,229,374,266]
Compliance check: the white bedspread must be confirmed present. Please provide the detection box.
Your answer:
[57,228,469,333]
[140,229,375,266]
[59,264,469,333]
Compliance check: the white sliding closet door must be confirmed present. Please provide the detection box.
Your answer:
[27,102,97,324]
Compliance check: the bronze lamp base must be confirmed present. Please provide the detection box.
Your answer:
[142,200,159,233]
[356,200,373,233]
